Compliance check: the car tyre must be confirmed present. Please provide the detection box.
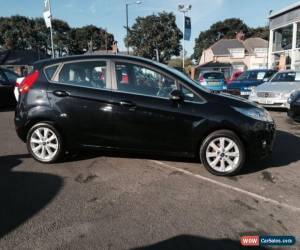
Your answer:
[200,130,245,176]
[27,122,63,163]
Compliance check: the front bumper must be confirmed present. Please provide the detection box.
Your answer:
[249,96,288,109]
[244,121,276,160]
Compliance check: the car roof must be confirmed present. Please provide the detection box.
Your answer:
[200,71,224,74]
[34,54,161,68]
[244,69,274,72]
[275,70,300,73]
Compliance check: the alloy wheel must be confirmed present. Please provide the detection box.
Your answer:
[30,127,59,162]
[205,137,240,173]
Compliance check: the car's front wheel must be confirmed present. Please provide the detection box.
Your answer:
[200,130,245,176]
[27,123,63,163]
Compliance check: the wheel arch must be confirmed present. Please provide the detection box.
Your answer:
[195,124,247,158]
[24,117,67,146]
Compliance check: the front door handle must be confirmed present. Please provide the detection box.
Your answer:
[53,90,69,97]
[119,101,136,108]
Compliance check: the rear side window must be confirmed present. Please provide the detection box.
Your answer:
[0,71,6,82]
[55,61,108,90]
[237,71,265,80]
[45,65,59,80]
[203,72,224,79]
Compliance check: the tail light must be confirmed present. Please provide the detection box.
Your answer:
[19,70,39,94]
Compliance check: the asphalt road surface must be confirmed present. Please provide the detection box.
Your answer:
[0,109,299,250]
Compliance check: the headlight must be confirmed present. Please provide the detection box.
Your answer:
[249,88,257,97]
[233,107,273,122]
[287,90,298,103]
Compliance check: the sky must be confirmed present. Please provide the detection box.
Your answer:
[0,0,298,56]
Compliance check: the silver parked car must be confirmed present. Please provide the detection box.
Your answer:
[249,71,300,109]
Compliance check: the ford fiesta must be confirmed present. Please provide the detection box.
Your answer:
[15,55,276,176]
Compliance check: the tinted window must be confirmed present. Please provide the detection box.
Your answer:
[3,69,18,82]
[45,65,59,80]
[203,72,224,80]
[57,61,108,89]
[264,70,276,79]
[0,71,5,82]
[115,62,176,98]
[271,72,300,82]
[179,84,203,103]
[237,71,266,81]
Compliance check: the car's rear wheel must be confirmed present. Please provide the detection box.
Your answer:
[200,130,245,176]
[27,123,63,163]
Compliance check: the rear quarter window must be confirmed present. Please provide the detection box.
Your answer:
[45,65,59,80]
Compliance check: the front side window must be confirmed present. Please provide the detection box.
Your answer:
[179,84,203,103]
[115,62,176,98]
[57,61,108,89]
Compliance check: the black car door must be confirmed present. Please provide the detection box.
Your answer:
[46,60,114,147]
[109,61,206,154]
[0,69,15,107]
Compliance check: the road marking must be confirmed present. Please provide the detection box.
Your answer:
[151,160,300,213]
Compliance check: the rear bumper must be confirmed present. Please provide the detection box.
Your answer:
[226,89,250,98]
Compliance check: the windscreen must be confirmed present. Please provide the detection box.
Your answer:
[270,72,300,82]
[203,72,224,80]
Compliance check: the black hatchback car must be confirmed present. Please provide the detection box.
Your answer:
[288,90,300,122]
[15,55,276,176]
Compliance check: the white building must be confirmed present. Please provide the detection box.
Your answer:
[268,1,300,70]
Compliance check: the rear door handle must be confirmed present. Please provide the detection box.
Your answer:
[119,101,136,108]
[53,90,69,97]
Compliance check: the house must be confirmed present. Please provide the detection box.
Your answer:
[268,1,300,70]
[195,36,268,79]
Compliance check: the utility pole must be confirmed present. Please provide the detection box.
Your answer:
[126,1,142,54]
[178,4,192,69]
[154,48,159,62]
[43,0,55,58]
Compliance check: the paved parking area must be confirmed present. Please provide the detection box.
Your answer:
[0,110,299,250]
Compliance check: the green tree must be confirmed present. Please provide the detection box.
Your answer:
[249,26,269,40]
[69,25,114,54]
[126,12,182,63]
[0,15,35,50]
[168,57,194,74]
[193,18,251,61]
[0,16,114,56]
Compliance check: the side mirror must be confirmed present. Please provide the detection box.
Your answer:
[169,89,184,102]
